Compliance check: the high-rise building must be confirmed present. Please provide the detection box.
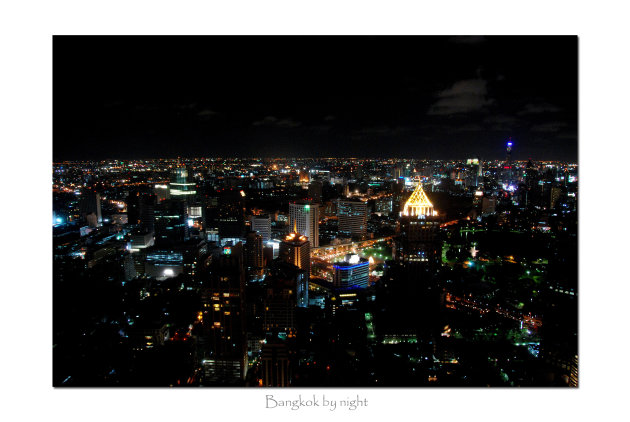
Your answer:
[200,243,247,384]
[289,201,319,248]
[263,260,308,335]
[154,184,170,202]
[154,198,189,246]
[481,197,496,215]
[126,192,156,233]
[397,216,441,266]
[401,182,436,217]
[139,195,156,233]
[550,186,563,209]
[217,190,245,240]
[123,252,137,281]
[169,164,197,198]
[250,214,271,242]
[337,199,368,238]
[333,254,369,289]
[79,191,102,226]
[244,231,264,279]
[130,231,154,251]
[466,157,482,187]
[398,184,441,267]
[126,191,142,225]
[375,197,393,216]
[502,138,514,186]
[354,163,364,181]
[260,337,291,387]
[307,180,323,203]
[279,233,310,277]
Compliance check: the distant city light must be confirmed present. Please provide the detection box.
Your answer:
[51,147,577,387]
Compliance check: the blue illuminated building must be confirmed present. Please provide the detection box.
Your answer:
[333,254,369,289]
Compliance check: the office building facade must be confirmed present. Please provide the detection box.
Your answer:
[289,201,319,248]
[250,214,272,242]
[333,254,369,289]
[279,233,310,277]
[337,199,368,238]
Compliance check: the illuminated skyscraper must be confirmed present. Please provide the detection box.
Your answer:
[375,197,393,216]
[244,231,264,279]
[466,157,482,187]
[289,201,319,247]
[279,232,310,276]
[154,198,189,246]
[169,164,196,197]
[217,190,245,240]
[127,192,156,233]
[398,184,441,267]
[250,214,271,242]
[401,182,435,217]
[154,184,170,202]
[337,199,368,238]
[502,138,514,186]
[200,243,247,384]
[263,260,308,337]
[333,254,369,289]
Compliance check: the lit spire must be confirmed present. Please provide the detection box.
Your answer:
[402,181,435,217]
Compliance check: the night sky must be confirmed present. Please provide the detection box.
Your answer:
[53,36,577,162]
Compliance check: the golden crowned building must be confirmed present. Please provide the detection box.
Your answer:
[397,181,441,267]
[401,182,437,218]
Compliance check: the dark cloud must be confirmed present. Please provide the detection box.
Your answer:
[196,109,222,121]
[252,116,301,128]
[517,102,562,115]
[427,79,494,115]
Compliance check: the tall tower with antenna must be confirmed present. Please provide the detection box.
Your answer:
[503,137,514,186]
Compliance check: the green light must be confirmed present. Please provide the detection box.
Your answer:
[304,205,310,211]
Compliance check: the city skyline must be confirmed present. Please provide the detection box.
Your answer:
[53,36,578,388]
[53,152,578,387]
